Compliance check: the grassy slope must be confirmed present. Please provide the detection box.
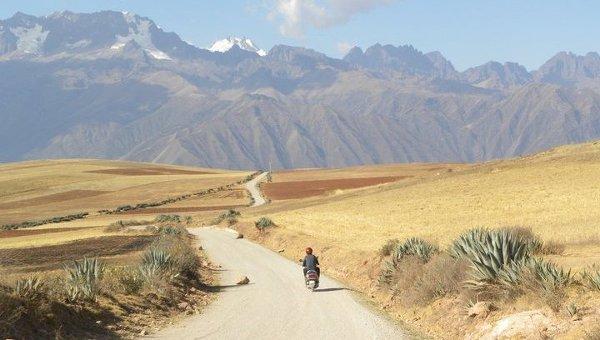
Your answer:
[247,141,600,272]
[0,159,251,249]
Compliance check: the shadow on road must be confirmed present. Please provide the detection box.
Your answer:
[314,287,347,293]
[202,283,256,292]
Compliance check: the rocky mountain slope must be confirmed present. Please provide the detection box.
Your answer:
[1,11,600,169]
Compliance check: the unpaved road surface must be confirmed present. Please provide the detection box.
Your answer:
[245,172,269,207]
[150,228,408,340]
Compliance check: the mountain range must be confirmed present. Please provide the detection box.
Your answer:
[1,10,600,169]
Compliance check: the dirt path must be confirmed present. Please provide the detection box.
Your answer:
[245,172,269,207]
[150,227,408,340]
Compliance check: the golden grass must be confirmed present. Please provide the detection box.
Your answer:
[0,226,112,249]
[251,142,600,269]
[0,159,251,224]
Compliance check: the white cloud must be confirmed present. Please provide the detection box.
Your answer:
[337,41,355,55]
[268,0,395,38]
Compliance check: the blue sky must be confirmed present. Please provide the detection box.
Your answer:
[0,0,598,71]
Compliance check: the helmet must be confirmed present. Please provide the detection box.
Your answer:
[305,247,313,254]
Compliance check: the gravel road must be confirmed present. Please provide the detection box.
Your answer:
[245,172,268,207]
[150,227,408,340]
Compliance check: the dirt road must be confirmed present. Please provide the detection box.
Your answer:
[150,227,408,340]
[245,172,268,207]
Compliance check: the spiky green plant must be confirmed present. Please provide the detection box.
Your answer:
[139,248,175,282]
[526,258,572,289]
[141,249,172,269]
[392,238,439,264]
[255,217,274,230]
[13,277,45,300]
[450,229,531,288]
[581,265,600,291]
[64,258,103,302]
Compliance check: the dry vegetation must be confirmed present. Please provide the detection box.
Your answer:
[239,141,600,338]
[0,219,216,339]
[0,160,256,338]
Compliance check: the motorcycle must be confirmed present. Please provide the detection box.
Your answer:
[305,269,320,291]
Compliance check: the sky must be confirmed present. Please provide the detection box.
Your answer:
[0,0,599,71]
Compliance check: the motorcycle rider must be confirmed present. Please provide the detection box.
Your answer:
[302,247,320,281]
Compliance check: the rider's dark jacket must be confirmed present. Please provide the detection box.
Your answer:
[302,254,319,273]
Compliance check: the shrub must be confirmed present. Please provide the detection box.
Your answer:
[255,217,274,230]
[0,290,25,336]
[379,238,439,287]
[379,239,400,257]
[141,249,173,271]
[392,238,439,263]
[155,215,182,223]
[64,258,104,302]
[582,265,600,291]
[102,267,143,295]
[155,225,184,235]
[13,277,45,301]
[405,254,470,306]
[149,235,200,280]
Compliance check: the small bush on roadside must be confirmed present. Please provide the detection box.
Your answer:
[402,254,470,306]
[255,217,274,230]
[64,258,104,302]
[0,289,25,336]
[13,277,45,301]
[379,238,440,287]
[393,238,439,263]
[155,225,184,235]
[155,214,182,223]
[102,267,144,295]
[379,239,400,257]
[582,265,600,291]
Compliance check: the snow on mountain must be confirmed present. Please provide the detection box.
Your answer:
[110,12,171,60]
[209,37,266,56]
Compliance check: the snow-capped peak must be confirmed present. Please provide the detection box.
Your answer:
[209,37,267,56]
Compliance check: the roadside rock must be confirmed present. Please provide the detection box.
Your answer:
[236,233,244,239]
[177,302,189,310]
[468,301,494,318]
[476,310,557,339]
[237,276,250,285]
[277,248,285,253]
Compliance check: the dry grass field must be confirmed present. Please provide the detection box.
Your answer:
[252,142,600,265]
[0,159,251,225]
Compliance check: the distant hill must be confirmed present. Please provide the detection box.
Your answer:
[2,11,600,169]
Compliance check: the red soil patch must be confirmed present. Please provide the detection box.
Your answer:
[0,235,156,269]
[0,226,89,239]
[262,176,409,200]
[118,205,247,215]
[87,167,213,176]
[0,190,107,210]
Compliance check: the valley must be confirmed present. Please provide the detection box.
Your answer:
[1,141,600,338]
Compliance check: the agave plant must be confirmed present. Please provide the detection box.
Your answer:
[13,276,45,300]
[64,258,103,302]
[139,249,175,281]
[581,265,600,291]
[526,258,572,289]
[392,238,439,264]
[450,229,531,288]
